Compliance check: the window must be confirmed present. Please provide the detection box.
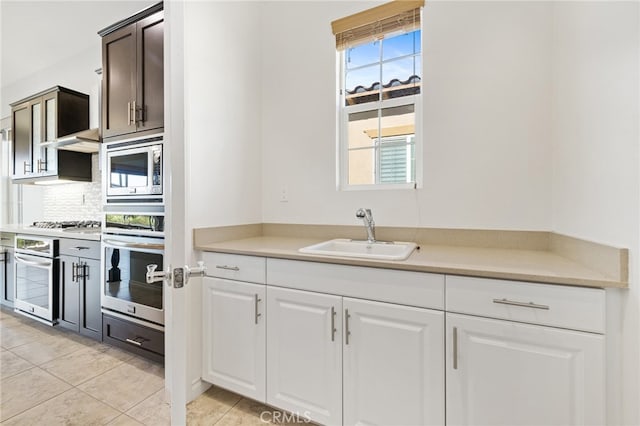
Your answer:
[332,1,423,189]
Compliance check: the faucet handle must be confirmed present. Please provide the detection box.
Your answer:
[356,208,367,218]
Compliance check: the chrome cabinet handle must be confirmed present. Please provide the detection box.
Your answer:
[345,309,351,345]
[127,102,132,125]
[23,161,31,174]
[453,326,458,370]
[132,101,137,124]
[330,307,337,342]
[125,338,143,346]
[69,246,90,251]
[492,298,550,310]
[254,294,262,324]
[72,262,78,282]
[37,159,47,172]
[215,265,239,272]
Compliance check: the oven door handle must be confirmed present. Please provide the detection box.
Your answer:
[14,254,53,268]
[103,239,165,251]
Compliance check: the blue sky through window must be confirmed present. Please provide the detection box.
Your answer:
[345,30,421,92]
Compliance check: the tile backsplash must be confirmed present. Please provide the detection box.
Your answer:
[42,153,101,221]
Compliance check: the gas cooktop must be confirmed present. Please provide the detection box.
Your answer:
[31,220,101,229]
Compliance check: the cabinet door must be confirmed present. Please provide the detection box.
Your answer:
[446,313,605,426]
[202,277,265,401]
[12,102,30,178]
[266,286,342,426]
[39,92,58,175]
[102,22,137,138]
[30,98,44,175]
[79,258,102,340]
[136,11,164,132]
[343,298,445,426]
[58,255,80,331]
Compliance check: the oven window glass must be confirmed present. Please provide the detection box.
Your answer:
[104,246,163,309]
[15,260,50,309]
[110,153,148,188]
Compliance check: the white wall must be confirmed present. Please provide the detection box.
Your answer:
[186,1,263,228]
[550,3,640,425]
[260,1,553,229]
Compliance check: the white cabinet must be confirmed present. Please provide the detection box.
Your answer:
[343,298,444,426]
[266,286,343,426]
[446,313,605,426]
[445,275,606,426]
[202,277,266,401]
[265,259,446,426]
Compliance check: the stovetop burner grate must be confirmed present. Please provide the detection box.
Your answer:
[31,220,102,229]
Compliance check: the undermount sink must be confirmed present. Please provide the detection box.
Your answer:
[299,239,417,261]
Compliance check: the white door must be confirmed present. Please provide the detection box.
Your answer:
[202,277,266,401]
[446,313,605,426]
[266,286,342,426]
[343,298,445,426]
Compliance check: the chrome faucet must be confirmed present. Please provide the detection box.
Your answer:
[356,208,376,243]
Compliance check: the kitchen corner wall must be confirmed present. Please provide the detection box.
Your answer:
[550,3,640,426]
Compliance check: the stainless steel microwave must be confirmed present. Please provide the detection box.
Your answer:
[105,136,163,203]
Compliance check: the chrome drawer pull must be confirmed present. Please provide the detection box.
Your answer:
[69,246,90,251]
[493,298,550,310]
[125,338,143,346]
[215,265,240,271]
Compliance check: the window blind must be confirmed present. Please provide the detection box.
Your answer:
[331,0,424,51]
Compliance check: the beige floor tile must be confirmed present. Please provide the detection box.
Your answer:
[108,414,146,426]
[10,333,87,365]
[0,367,72,421]
[2,388,120,426]
[187,385,243,426]
[77,356,164,412]
[41,344,133,386]
[215,398,273,426]
[0,323,51,350]
[127,388,171,426]
[0,350,34,379]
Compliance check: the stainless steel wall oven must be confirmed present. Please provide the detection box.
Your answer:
[14,235,59,325]
[101,231,164,326]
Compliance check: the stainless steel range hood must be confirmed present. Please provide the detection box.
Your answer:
[40,128,100,153]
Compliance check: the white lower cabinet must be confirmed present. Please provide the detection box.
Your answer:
[343,298,445,426]
[265,286,445,426]
[446,312,605,426]
[202,277,266,401]
[266,286,343,426]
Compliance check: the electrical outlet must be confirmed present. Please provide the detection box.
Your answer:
[280,185,289,202]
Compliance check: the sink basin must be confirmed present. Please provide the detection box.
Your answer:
[299,239,417,261]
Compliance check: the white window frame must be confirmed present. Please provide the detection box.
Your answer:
[336,29,423,192]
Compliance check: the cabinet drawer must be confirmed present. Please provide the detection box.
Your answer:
[103,314,164,363]
[60,238,101,259]
[267,259,444,310]
[446,276,605,333]
[202,252,266,284]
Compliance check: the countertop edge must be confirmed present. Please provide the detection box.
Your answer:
[194,243,627,289]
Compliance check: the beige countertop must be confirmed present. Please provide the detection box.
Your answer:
[0,225,101,241]
[195,235,627,289]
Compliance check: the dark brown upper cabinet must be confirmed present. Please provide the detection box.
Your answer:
[100,3,164,140]
[10,86,92,183]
